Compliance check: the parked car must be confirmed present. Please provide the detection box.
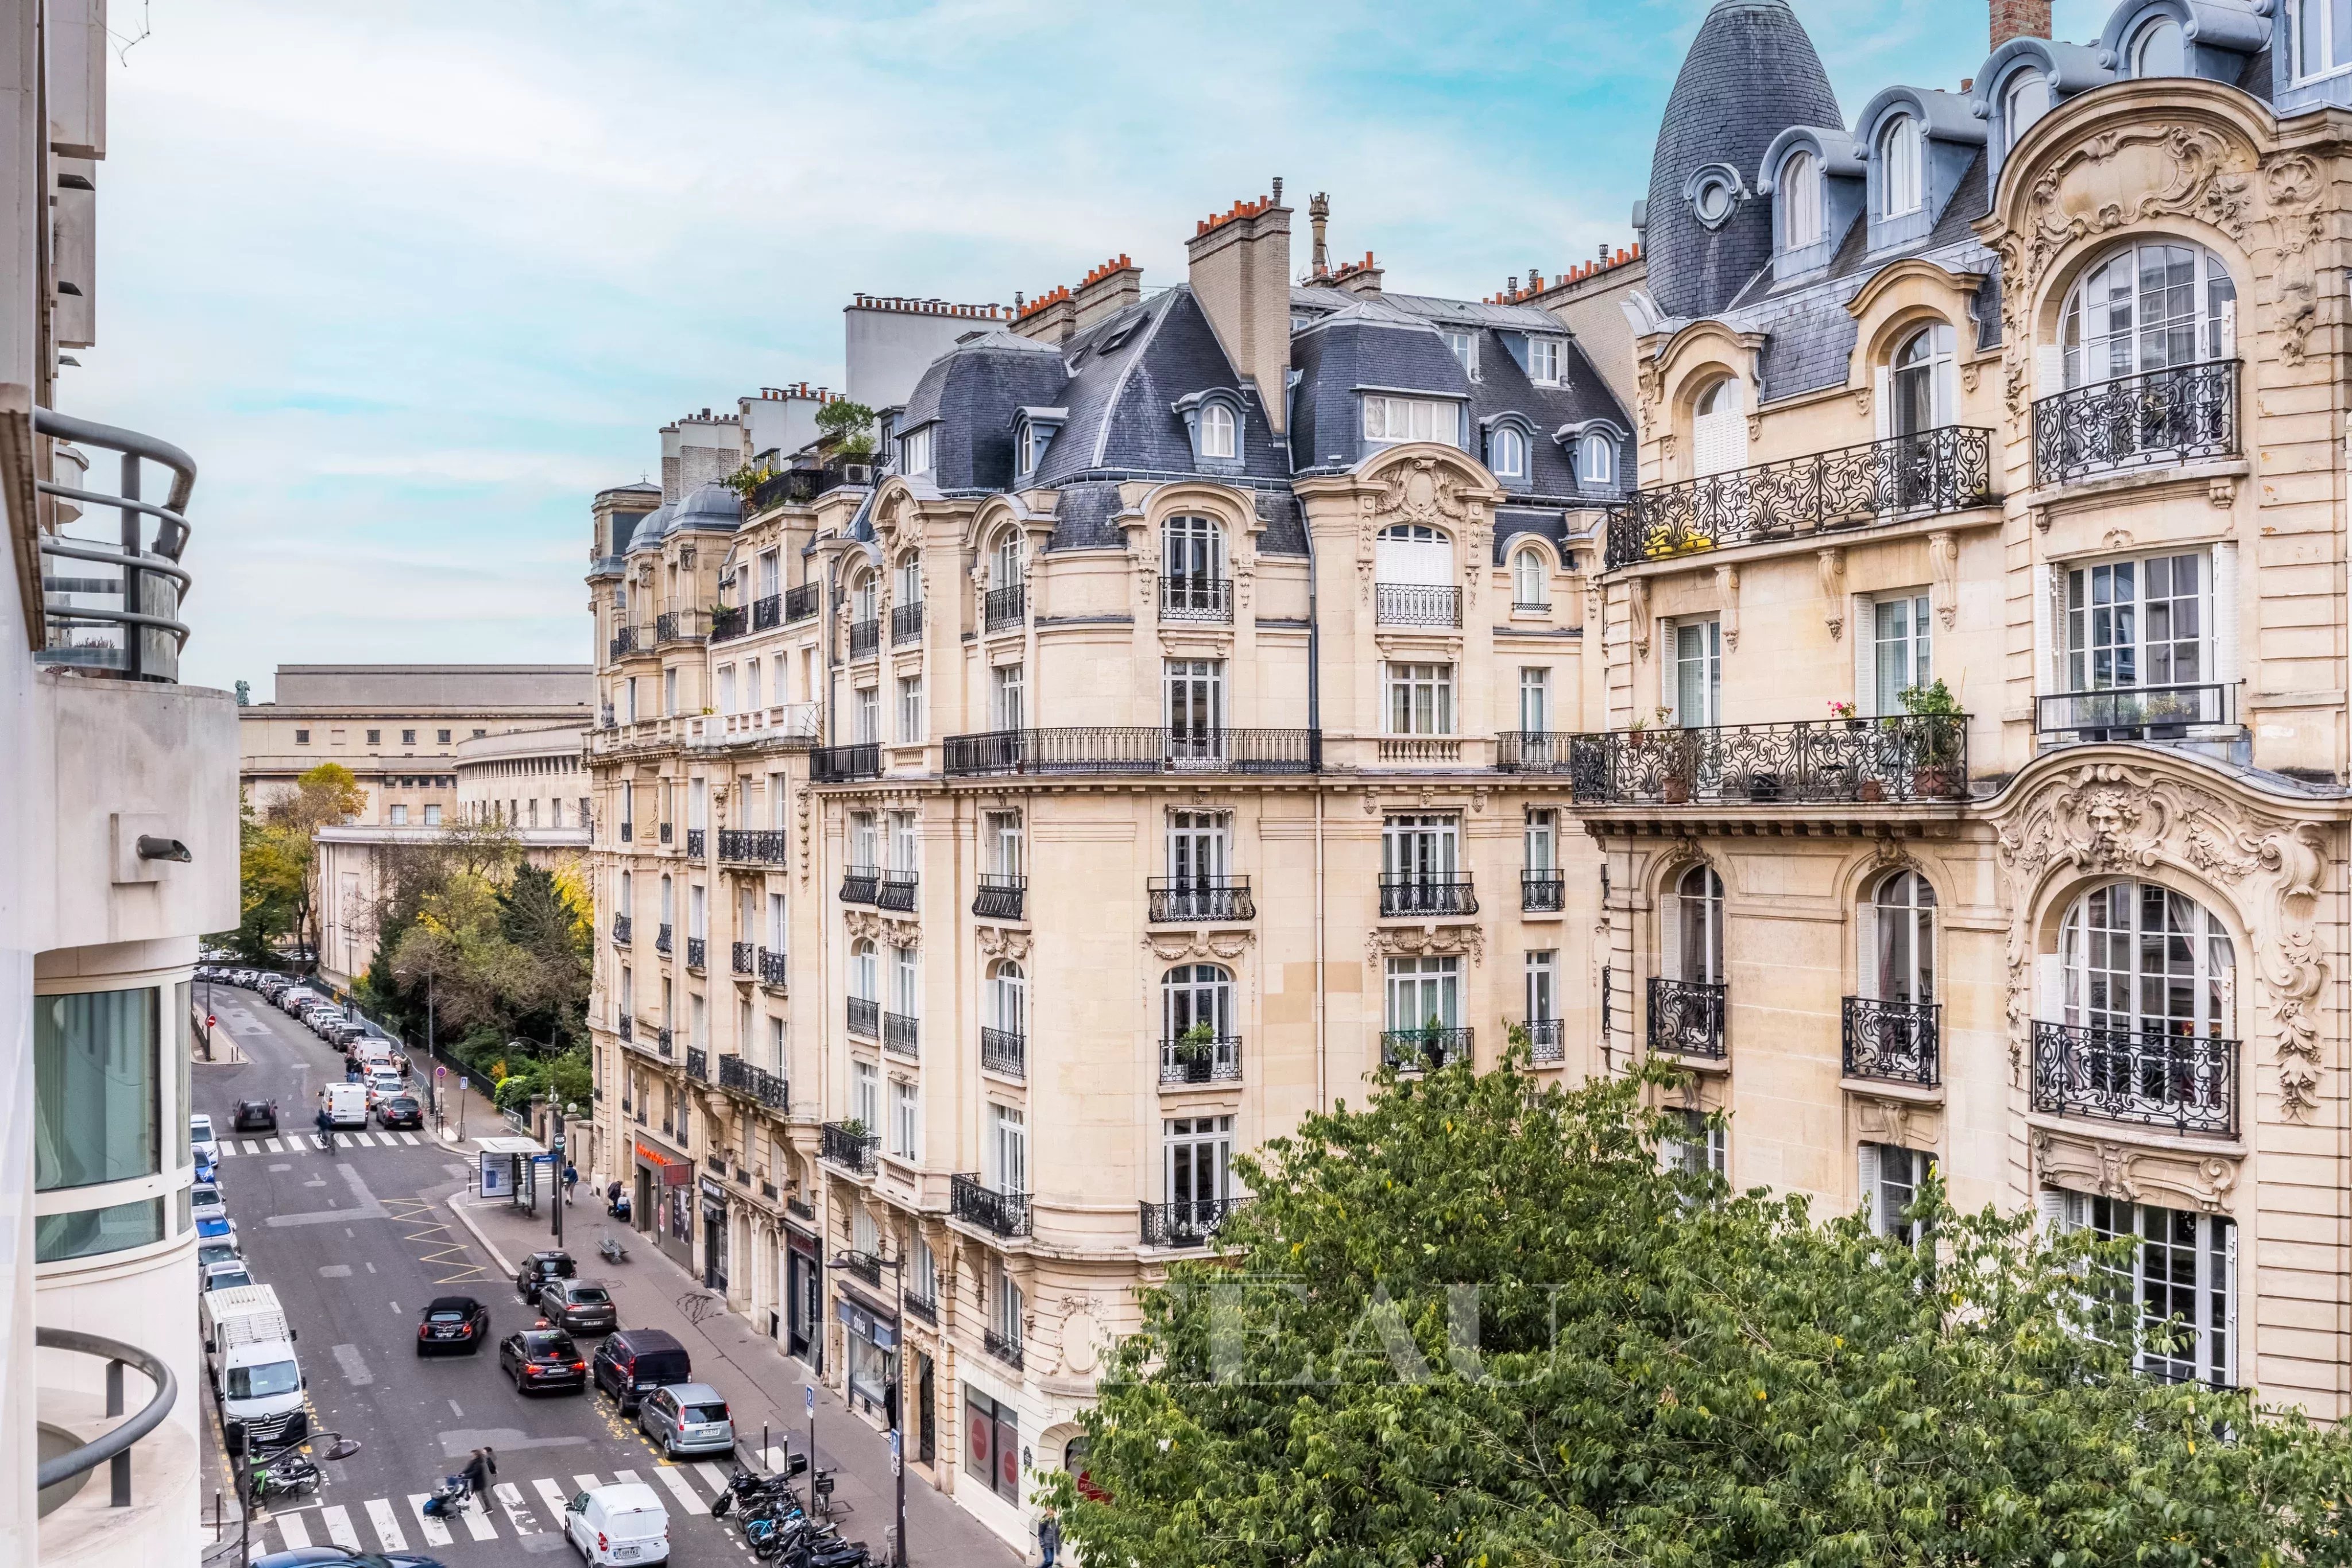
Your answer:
[536,1279,617,1336]
[254,1547,450,1568]
[590,1328,691,1414]
[202,1260,256,1294]
[635,1382,733,1459]
[190,1113,219,1166]
[376,1095,423,1130]
[195,1211,237,1245]
[198,1238,242,1269]
[515,1250,577,1300]
[498,1329,586,1395]
[562,1482,668,1566]
[416,1295,490,1356]
[232,1097,279,1133]
[190,1184,230,1229]
[364,1066,405,1107]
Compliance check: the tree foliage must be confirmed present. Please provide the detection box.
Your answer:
[1049,1054,2352,1566]
[218,764,367,963]
[815,397,876,456]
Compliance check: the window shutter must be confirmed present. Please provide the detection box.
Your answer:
[1858,1143,1882,1233]
[2033,563,2057,708]
[1932,358,1956,428]
[1853,596,1877,716]
[2036,343,2067,398]
[1872,366,1891,442]
[1659,617,1678,719]
[1661,880,1682,988]
[2036,951,2064,1024]
[2036,1186,2068,1234]
[2222,1219,2239,1386]
[2211,542,2239,691]
[1858,897,1881,1001]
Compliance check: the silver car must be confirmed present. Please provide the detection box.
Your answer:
[634,1381,733,1458]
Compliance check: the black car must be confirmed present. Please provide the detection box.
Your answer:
[515,1250,576,1300]
[376,1095,423,1130]
[498,1329,586,1394]
[232,1098,278,1133]
[536,1278,618,1335]
[254,1548,450,1568]
[590,1327,693,1413]
[416,1296,490,1356]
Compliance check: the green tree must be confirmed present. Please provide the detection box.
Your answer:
[1049,1054,2352,1566]
[250,762,366,968]
[815,398,877,458]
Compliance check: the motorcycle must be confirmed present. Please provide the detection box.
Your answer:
[247,1449,320,1504]
[710,1469,799,1520]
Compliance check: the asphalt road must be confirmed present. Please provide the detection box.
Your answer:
[194,986,795,1566]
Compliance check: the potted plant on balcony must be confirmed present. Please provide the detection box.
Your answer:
[1171,1021,1218,1083]
[840,1117,868,1141]
[1897,679,1964,799]
[1419,1012,1450,1069]
[1659,722,1700,805]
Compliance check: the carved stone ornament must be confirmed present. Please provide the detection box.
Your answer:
[2261,152,2326,367]
[1851,384,1872,420]
[1628,577,1653,660]
[1959,359,1980,394]
[1715,563,1740,652]
[1816,548,1847,641]
[1995,760,2330,1120]
[1927,531,1958,630]
[795,786,813,881]
[843,908,920,952]
[1143,928,1254,963]
[2033,1128,2239,1215]
[1366,923,1486,967]
[977,926,1032,962]
[1359,457,1475,603]
[1851,1094,1937,1153]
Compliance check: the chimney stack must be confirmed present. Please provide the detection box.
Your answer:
[1989,0,2051,49]
[1073,254,1143,329]
[1308,192,1331,278]
[1186,179,1294,433]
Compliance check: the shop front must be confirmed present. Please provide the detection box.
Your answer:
[786,1222,822,1369]
[840,1292,899,1427]
[633,1137,693,1270]
[700,1176,729,1292]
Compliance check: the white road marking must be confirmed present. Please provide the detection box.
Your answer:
[363,1498,407,1552]
[695,1461,729,1492]
[400,1132,422,1145]
[652,1465,708,1514]
[534,1477,571,1517]
[218,1144,238,1158]
[276,1513,312,1548]
[405,1494,455,1547]
[494,1481,537,1535]
[572,1474,604,1495]
[263,1139,283,1154]
[461,1496,498,1540]
[762,1446,792,1473]
[320,1504,361,1551]
[349,1132,374,1148]
[613,1468,642,1485]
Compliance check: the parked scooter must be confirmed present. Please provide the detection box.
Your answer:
[247,1447,320,1504]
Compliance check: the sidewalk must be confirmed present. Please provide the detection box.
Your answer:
[450,1187,1023,1568]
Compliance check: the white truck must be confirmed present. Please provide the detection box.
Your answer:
[205,1283,307,1453]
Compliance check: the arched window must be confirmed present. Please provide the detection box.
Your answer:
[990,528,1023,588]
[1375,522,1453,587]
[1162,963,1236,1081]
[2132,16,2186,78]
[1488,424,1526,480]
[1581,431,1615,485]
[1200,401,1237,460]
[850,569,877,624]
[1878,114,1924,216]
[1890,322,1956,437]
[1162,516,1226,618]
[1690,376,1747,478]
[848,938,878,1002]
[1870,870,1936,1003]
[1511,547,1548,609]
[1780,148,1822,249]
[987,959,1026,1037]
[1675,866,1724,985]
[894,552,922,607]
[2061,241,2235,389]
[2001,68,2051,153]
[2059,883,2233,1038]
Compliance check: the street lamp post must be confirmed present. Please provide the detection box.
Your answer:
[829,1244,908,1568]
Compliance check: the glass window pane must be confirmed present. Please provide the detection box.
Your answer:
[36,988,160,1190]
[36,1197,165,1262]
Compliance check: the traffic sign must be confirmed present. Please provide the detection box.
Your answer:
[889,1429,901,1477]
[459,1077,469,1093]
[436,1065,447,1078]
[206,1015,216,1028]
[805,1385,815,1417]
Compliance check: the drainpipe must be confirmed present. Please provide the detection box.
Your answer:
[1301,497,1326,1114]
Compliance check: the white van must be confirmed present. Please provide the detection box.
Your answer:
[205,1284,306,1452]
[320,1082,369,1129]
[564,1481,668,1565]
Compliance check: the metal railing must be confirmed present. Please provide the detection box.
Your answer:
[752,594,782,631]
[903,1292,938,1325]
[1382,1026,1473,1070]
[1376,583,1463,628]
[1378,874,1478,917]
[2029,1020,2237,1136]
[822,1121,879,1174]
[784,582,822,623]
[37,1326,177,1508]
[618,1015,633,1043]
[984,1329,1025,1370]
[750,466,872,510]
[974,874,1026,921]
[980,1026,1026,1079]
[984,582,1026,632]
[847,996,879,1038]
[2036,683,2235,743]
[811,743,882,783]
[943,726,1320,776]
[1842,996,1939,1086]
[1604,425,1996,570]
[838,1250,883,1287]
[758,948,788,988]
[717,1054,789,1110]
[848,618,879,660]
[1553,715,1968,805]
[686,1048,709,1082]
[1160,575,1233,622]
[840,866,880,905]
[1649,978,1726,1059]
[655,1027,673,1057]
[620,821,634,843]
[891,601,924,645]
[656,609,710,645]
[950,1173,1032,1237]
[2032,361,2239,487]
[719,829,787,864]
[1140,1197,1243,1248]
[877,874,917,913]
[1522,1017,1565,1063]
[686,828,706,858]
[655,923,673,954]
[1160,1035,1241,1084]
[609,627,643,660]
[613,915,632,946]
[710,605,748,643]
[1522,873,1565,912]
[1148,876,1255,923]
[883,1011,919,1059]
[686,936,706,970]
[787,1195,815,1221]
[34,407,199,681]
[731,941,753,975]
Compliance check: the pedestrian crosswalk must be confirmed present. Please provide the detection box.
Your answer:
[209,1450,804,1559]
[213,1130,446,1157]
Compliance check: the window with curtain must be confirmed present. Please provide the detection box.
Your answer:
[1200,402,1237,459]
[1676,866,1725,985]
[1871,870,1936,1002]
[2061,242,2236,389]
[1488,424,1526,479]
[1511,548,1547,607]
[1780,148,1822,247]
[1878,114,1923,215]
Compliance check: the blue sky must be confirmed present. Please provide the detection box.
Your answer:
[72,0,2118,698]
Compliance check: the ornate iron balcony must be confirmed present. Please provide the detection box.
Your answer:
[840,866,880,905]
[710,605,747,643]
[2030,1020,2236,1136]
[903,1292,938,1324]
[786,1195,815,1221]
[656,609,709,645]
[984,1329,1024,1370]
[609,627,641,660]
[686,1048,709,1082]
[839,1250,883,1287]
[1148,876,1254,923]
[719,828,788,864]
[1378,874,1477,917]
[847,996,879,1038]
[783,582,821,623]
[951,1172,1032,1237]
[981,1026,1026,1079]
[618,1015,633,1042]
[655,923,673,954]
[1495,730,1578,772]
[1842,996,1939,1086]
[2032,360,2239,488]
[752,594,782,631]
[821,1121,879,1174]
[1604,425,1995,570]
[810,743,881,783]
[1160,1034,1241,1084]
[1557,715,1968,806]
[984,581,1026,632]
[758,948,788,988]
[1649,977,1726,1060]
[686,937,706,970]
[1522,1017,1565,1062]
[1382,1026,1473,1070]
[1140,1197,1242,1248]
[1521,873,1565,912]
[973,874,1026,920]
[943,726,1320,776]
[755,1067,788,1110]
[848,617,879,660]
[613,915,632,946]
[1376,583,1463,627]
[877,874,917,913]
[891,601,924,645]
[2036,683,2235,744]
[731,941,754,975]
[718,1054,752,1095]
[883,1011,919,1059]
[655,1027,674,1057]
[686,828,706,858]
[1160,575,1233,623]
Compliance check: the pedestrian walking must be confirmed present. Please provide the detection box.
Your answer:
[462,1445,497,1509]
[562,1163,578,1205]
[1038,1511,1062,1567]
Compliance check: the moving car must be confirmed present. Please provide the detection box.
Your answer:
[536,1279,617,1336]
[515,1250,576,1299]
[563,1482,668,1566]
[376,1094,423,1130]
[253,1546,450,1568]
[233,1097,279,1133]
[190,1113,219,1166]
[590,1329,691,1414]
[635,1383,734,1459]
[416,1296,490,1356]
[498,1328,586,1395]
[320,1082,368,1129]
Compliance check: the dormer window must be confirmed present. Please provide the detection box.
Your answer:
[2001,68,2052,153]
[2132,16,2186,77]
[1878,115,1922,216]
[1364,395,1459,447]
[900,425,934,476]
[1488,424,1527,481]
[1579,432,1615,486]
[1443,330,1477,377]
[1201,402,1236,459]
[1779,149,1823,250]
[1174,391,1244,467]
[2293,0,2352,82]
[1022,420,1054,473]
[1527,338,1564,385]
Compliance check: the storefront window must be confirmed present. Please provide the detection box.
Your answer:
[36,987,160,1190]
[37,1197,165,1262]
[844,1298,899,1412]
[965,1387,1020,1503]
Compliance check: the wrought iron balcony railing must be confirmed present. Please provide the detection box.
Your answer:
[943,726,1320,777]
[984,1329,1024,1370]
[876,874,917,913]
[1604,425,1995,570]
[709,605,747,643]
[903,1291,938,1324]
[883,1011,919,1059]
[656,609,710,645]
[984,581,1026,632]
[1382,1026,1473,1070]
[2029,1020,2236,1136]
[1375,583,1463,627]
[1522,1017,1565,1063]
[951,1172,1032,1237]
[719,828,787,864]
[1140,1197,1243,1248]
[2036,683,2235,744]
[783,582,821,623]
[1378,874,1477,917]
[786,1195,815,1221]
[752,594,782,631]
[1842,996,1939,1086]
[891,601,924,645]
[838,1249,883,1287]
[618,1015,633,1042]
[1649,977,1726,1060]
[981,1026,1026,1079]
[686,937,706,970]
[717,1054,789,1110]
[748,464,873,510]
[718,1053,751,1095]
[1521,873,1565,912]
[2032,360,2239,488]
[810,743,882,783]
[847,996,879,1039]
[1161,575,1233,622]
[686,1048,709,1082]
[686,828,706,858]
[758,947,788,987]
[609,627,645,661]
[655,923,673,954]
[659,822,674,844]
[821,1121,879,1174]
[973,874,1027,921]
[1160,1034,1241,1084]
[1551,715,1968,806]
[33,407,199,681]
[654,1027,674,1057]
[840,866,880,905]
[731,940,754,975]
[613,915,632,946]
[848,617,880,659]
[1148,876,1255,923]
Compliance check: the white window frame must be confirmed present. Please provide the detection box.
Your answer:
[890,1078,919,1162]
[1664,1108,1727,1178]
[1581,431,1615,485]
[899,425,934,475]
[1363,395,1459,446]
[1518,667,1550,732]
[1524,949,1557,1023]
[2132,16,2187,77]
[1524,809,1557,873]
[1526,338,1564,385]
[1511,547,1548,607]
[2001,67,2052,152]
[2296,0,2352,83]
[2063,550,2211,699]
[2049,1191,2237,1387]
[991,664,1025,731]
[1878,114,1923,216]
[1163,1113,1235,1207]
[896,675,923,743]
[2060,242,2237,389]
[1488,424,1527,479]
[1670,618,1723,727]
[989,1103,1027,1194]
[1385,662,1456,735]
[1858,1143,1932,1245]
[852,1060,879,1135]
[1443,330,1478,377]
[1199,402,1237,460]
[1779,148,1822,249]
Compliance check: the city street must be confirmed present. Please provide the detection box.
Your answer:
[189,990,1003,1567]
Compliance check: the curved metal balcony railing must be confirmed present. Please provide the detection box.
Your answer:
[1521,873,1565,912]
[34,407,199,682]
[36,1326,178,1508]
[1649,978,1726,1060]
[1842,996,1939,1086]
[1375,583,1463,628]
[1548,715,1968,806]
[848,617,880,660]
[983,581,1026,632]
[891,601,924,646]
[846,996,879,1039]
[2030,1020,2236,1136]
[2032,361,2239,489]
[1147,876,1254,923]
[1603,425,1995,570]
[821,1121,879,1175]
[943,727,1319,777]
[973,874,1027,921]
[1140,1197,1242,1248]
[950,1173,1032,1237]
